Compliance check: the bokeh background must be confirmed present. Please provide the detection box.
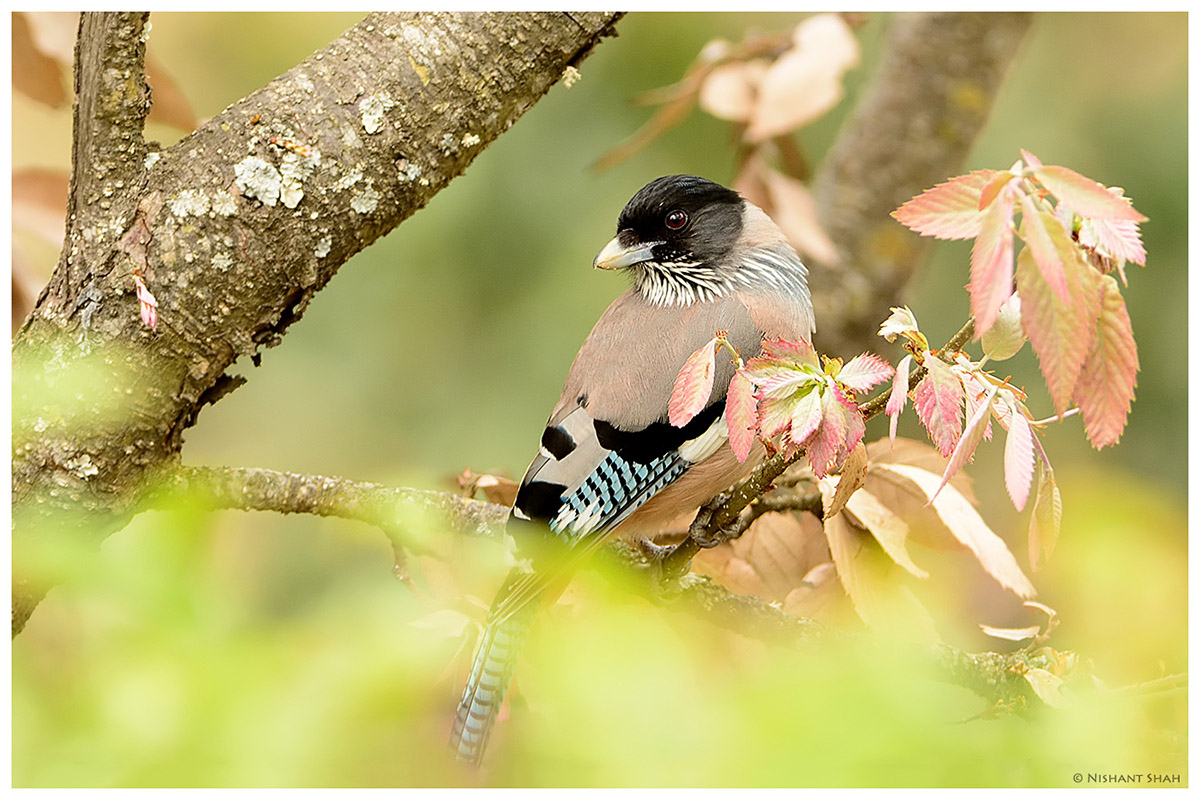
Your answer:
[12,12,1187,787]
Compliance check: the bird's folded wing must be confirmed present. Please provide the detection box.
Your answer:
[493,399,727,623]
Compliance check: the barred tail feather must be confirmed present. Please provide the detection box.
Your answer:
[450,602,538,764]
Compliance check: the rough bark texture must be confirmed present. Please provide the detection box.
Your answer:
[810,12,1033,357]
[12,11,623,634]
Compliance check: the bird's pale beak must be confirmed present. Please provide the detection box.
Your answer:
[594,237,659,270]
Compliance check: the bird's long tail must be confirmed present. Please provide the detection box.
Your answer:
[450,598,539,764]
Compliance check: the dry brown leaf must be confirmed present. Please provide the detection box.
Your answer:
[12,168,69,248]
[782,562,839,618]
[12,12,68,109]
[823,441,868,519]
[456,469,518,507]
[23,12,78,65]
[867,436,977,504]
[762,167,840,265]
[12,247,40,334]
[697,59,767,123]
[146,55,199,132]
[691,510,828,602]
[873,463,1036,599]
[978,623,1041,642]
[744,14,859,143]
[822,483,940,642]
[843,488,928,580]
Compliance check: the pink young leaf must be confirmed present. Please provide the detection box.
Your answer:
[1020,149,1043,170]
[836,353,894,393]
[978,170,1016,211]
[757,392,799,441]
[133,274,159,330]
[886,354,914,446]
[787,387,824,450]
[1073,275,1139,448]
[1004,399,1035,511]
[751,368,815,400]
[1019,196,1070,303]
[669,337,717,427]
[726,371,758,463]
[1035,165,1148,222]
[805,389,847,478]
[878,306,921,342]
[1016,246,1101,415]
[913,353,964,458]
[1028,465,1063,572]
[1080,215,1147,268]
[892,170,999,240]
[931,382,999,503]
[970,187,1016,335]
[760,337,820,368]
[961,371,994,442]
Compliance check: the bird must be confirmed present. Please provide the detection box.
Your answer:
[449,174,815,765]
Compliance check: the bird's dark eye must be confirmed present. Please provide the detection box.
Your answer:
[664,209,688,230]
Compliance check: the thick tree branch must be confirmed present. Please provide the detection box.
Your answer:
[12,11,624,635]
[810,12,1032,357]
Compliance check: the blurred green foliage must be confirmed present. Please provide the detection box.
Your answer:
[12,12,1187,787]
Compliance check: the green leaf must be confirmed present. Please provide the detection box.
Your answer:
[1028,465,1063,572]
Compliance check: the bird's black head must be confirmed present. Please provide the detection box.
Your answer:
[601,175,745,270]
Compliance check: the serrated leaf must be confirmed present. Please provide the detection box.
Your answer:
[913,353,964,457]
[874,463,1037,598]
[726,371,758,463]
[1024,667,1070,708]
[837,352,894,393]
[804,393,844,478]
[1080,215,1146,267]
[878,306,921,342]
[822,483,940,642]
[750,367,816,400]
[669,337,717,427]
[1016,246,1101,414]
[885,354,913,446]
[823,443,868,520]
[979,623,1041,642]
[961,372,994,443]
[892,170,999,240]
[931,382,999,502]
[787,385,824,448]
[1035,165,1147,222]
[970,188,1016,335]
[1019,197,1070,302]
[1029,465,1063,572]
[758,392,800,441]
[1004,401,1035,512]
[760,337,820,368]
[843,487,928,579]
[1073,275,1138,448]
